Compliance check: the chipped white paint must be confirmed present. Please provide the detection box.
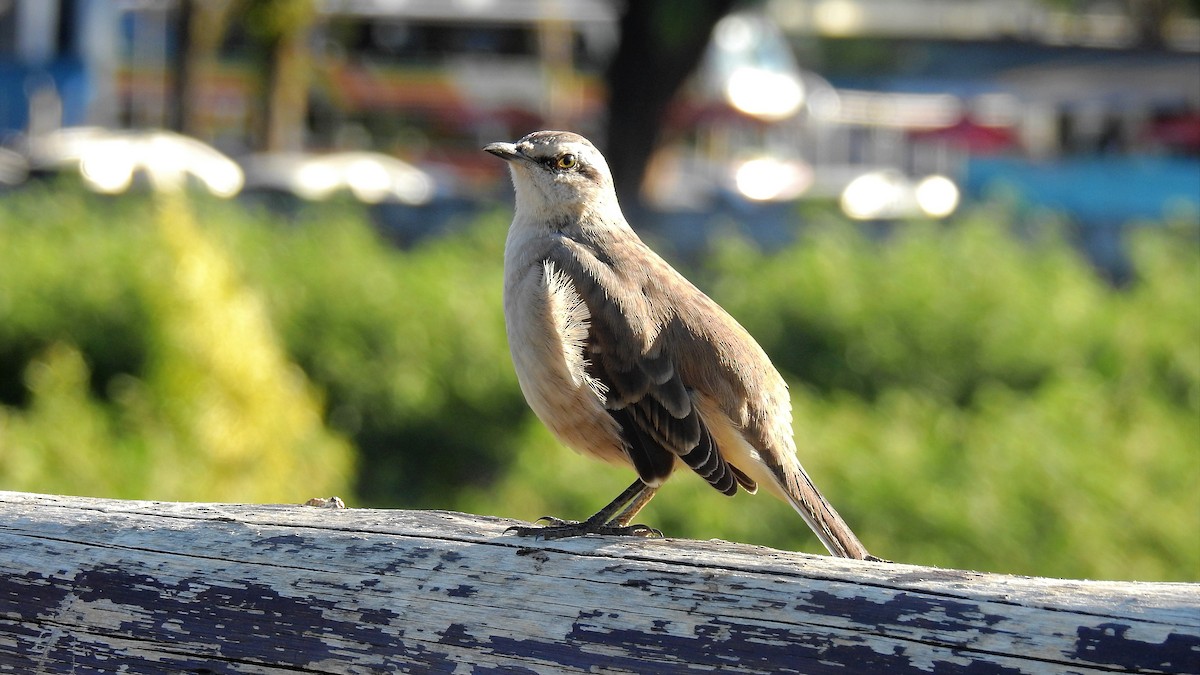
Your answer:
[0,490,1197,674]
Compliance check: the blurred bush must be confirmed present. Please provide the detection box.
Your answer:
[0,188,354,501]
[0,185,1195,581]
[698,211,1198,580]
[198,197,526,506]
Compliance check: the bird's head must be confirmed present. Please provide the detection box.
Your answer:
[485,131,617,221]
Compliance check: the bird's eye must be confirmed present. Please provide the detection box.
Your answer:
[556,154,577,170]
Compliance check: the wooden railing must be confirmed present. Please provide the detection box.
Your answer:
[1,490,1196,673]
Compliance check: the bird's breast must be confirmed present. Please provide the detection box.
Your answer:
[503,257,628,467]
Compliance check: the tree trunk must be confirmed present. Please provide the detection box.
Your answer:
[263,27,308,152]
[166,0,193,133]
[603,0,735,210]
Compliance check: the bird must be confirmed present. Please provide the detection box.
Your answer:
[485,130,874,559]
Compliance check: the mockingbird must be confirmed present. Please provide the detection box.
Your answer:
[485,130,873,559]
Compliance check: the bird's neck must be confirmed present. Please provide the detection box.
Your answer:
[513,197,623,235]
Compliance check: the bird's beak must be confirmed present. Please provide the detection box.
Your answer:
[484,142,525,162]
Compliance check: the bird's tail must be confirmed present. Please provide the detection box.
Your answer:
[780,463,872,560]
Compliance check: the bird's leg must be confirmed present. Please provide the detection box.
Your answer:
[506,479,662,539]
[610,482,658,527]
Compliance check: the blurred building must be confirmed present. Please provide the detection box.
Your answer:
[2,0,1197,270]
[652,1,1199,207]
[112,0,616,176]
[642,0,1199,271]
[1,0,615,165]
[0,0,119,139]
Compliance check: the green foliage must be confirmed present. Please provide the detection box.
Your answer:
[0,187,353,501]
[706,213,1111,403]
[194,198,526,505]
[0,186,1195,581]
[244,0,316,39]
[702,211,1200,580]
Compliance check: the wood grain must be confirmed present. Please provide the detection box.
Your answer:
[0,490,1196,673]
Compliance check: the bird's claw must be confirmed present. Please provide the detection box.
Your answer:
[534,515,575,527]
[612,523,664,538]
[505,519,662,540]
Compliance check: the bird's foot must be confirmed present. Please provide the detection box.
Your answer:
[505,516,662,540]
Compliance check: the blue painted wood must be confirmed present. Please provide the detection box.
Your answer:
[0,491,1196,674]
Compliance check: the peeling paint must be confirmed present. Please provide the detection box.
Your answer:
[801,590,1005,634]
[1073,622,1200,674]
[2,495,1196,674]
[447,585,479,598]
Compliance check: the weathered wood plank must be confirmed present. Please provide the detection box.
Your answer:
[0,490,1196,674]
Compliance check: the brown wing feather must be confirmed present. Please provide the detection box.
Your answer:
[546,239,749,495]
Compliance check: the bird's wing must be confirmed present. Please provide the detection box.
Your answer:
[546,238,752,495]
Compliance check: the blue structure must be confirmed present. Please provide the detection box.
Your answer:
[0,0,117,137]
[965,156,1200,226]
